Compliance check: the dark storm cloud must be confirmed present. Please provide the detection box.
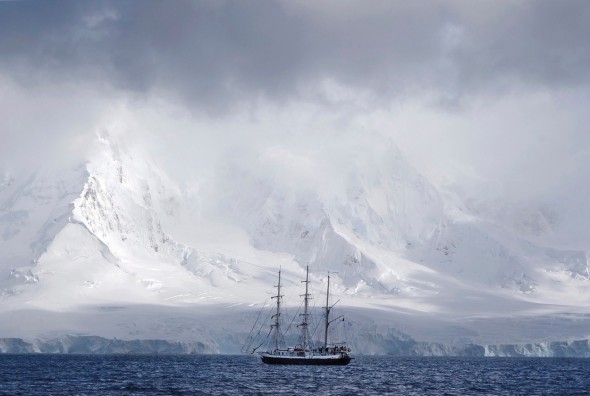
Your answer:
[447,1,590,94]
[0,0,311,111]
[1,0,589,111]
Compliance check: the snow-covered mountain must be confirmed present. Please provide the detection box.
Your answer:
[1,130,589,353]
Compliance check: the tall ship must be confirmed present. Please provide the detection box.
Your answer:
[255,266,352,365]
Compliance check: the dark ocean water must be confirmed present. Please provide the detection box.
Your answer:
[1,354,589,395]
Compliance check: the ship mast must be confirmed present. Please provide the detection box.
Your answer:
[323,273,331,350]
[300,265,311,350]
[323,272,342,351]
[271,269,283,351]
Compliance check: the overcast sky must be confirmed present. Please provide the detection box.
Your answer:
[1,0,590,243]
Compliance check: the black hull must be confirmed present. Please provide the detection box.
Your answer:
[261,355,352,366]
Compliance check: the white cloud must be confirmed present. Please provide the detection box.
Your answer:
[1,0,589,247]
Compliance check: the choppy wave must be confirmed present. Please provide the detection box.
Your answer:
[1,355,589,395]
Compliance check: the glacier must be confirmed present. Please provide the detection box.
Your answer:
[1,130,589,356]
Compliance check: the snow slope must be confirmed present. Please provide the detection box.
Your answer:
[1,130,589,354]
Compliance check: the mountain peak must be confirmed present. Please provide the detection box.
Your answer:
[1,132,589,314]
